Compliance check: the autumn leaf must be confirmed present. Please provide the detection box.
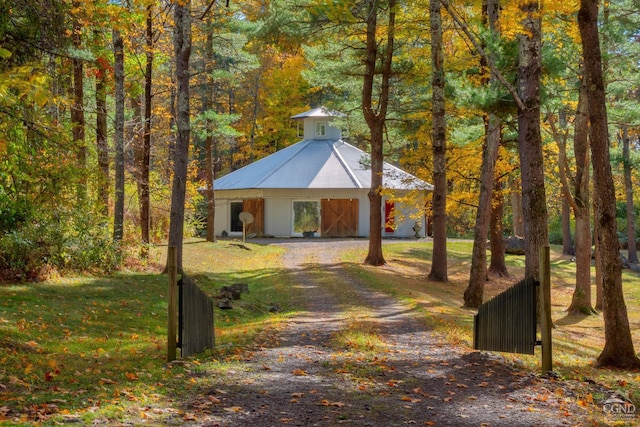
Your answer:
[401,396,422,403]
[223,406,242,413]
[292,369,307,376]
[291,392,304,398]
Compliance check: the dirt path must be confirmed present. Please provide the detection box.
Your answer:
[185,240,592,426]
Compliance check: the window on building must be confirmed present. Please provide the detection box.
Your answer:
[293,201,320,236]
[315,121,326,137]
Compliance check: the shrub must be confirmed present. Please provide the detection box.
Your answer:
[0,210,121,281]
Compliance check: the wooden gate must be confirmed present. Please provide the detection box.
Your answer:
[473,276,537,355]
[179,275,215,357]
[242,198,264,236]
[321,199,358,237]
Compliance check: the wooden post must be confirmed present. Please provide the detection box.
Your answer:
[167,246,178,362]
[539,246,552,373]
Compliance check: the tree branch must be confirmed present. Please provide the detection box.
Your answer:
[439,0,526,111]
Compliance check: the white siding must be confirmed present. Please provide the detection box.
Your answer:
[214,188,425,238]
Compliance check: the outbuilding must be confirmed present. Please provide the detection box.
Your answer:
[213,107,432,238]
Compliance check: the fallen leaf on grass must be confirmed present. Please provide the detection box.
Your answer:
[401,396,422,403]
[223,406,242,413]
[318,399,345,407]
[292,369,307,376]
[291,392,304,398]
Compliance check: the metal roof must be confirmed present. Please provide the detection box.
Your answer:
[290,107,345,119]
[215,138,432,191]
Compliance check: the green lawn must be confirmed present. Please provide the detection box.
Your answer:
[1,238,638,425]
[343,240,640,406]
[0,239,297,425]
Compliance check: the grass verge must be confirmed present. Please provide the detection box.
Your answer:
[342,240,640,408]
[1,238,639,425]
[0,238,300,425]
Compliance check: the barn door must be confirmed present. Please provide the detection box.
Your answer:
[321,199,358,237]
[242,199,264,236]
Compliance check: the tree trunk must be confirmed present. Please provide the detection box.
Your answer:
[139,4,153,256]
[71,3,86,203]
[579,0,640,369]
[465,113,500,306]
[204,21,217,243]
[517,1,548,279]
[594,199,603,310]
[428,0,447,282]
[488,178,509,277]
[622,125,637,264]
[113,28,125,242]
[362,0,396,267]
[510,178,524,237]
[95,63,109,215]
[464,0,500,307]
[567,80,594,315]
[561,198,574,255]
[167,0,192,272]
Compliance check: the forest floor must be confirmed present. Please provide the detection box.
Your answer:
[169,240,612,426]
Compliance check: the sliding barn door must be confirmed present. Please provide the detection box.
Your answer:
[321,199,358,237]
[242,198,264,236]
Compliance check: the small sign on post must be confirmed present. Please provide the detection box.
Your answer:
[239,211,254,245]
[167,246,178,362]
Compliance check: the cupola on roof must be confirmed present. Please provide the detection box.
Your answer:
[214,107,432,192]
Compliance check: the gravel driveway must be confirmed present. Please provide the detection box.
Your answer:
[184,239,594,426]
